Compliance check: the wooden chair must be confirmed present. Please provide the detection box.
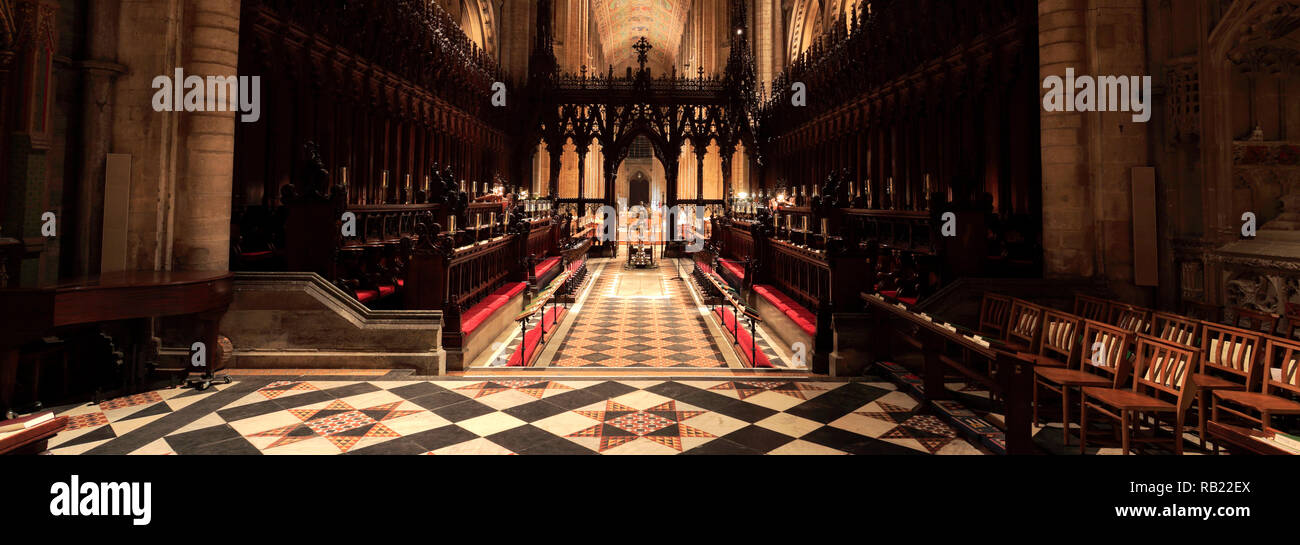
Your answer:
[1035,309,1085,368]
[1073,293,1109,323]
[1109,302,1153,335]
[1033,318,1130,446]
[1192,322,1262,449]
[1182,300,1222,323]
[1229,306,1280,336]
[1212,335,1300,435]
[1282,302,1300,340]
[1081,334,1198,454]
[1152,312,1200,347]
[1003,299,1044,353]
[977,293,1013,340]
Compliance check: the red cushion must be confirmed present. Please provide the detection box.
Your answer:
[355,289,379,303]
[534,257,561,278]
[491,282,527,300]
[240,250,272,258]
[792,317,817,336]
[378,285,396,297]
[880,290,898,298]
[396,279,405,288]
[461,313,488,335]
[899,297,918,306]
[697,262,714,275]
[720,261,745,279]
[712,307,773,368]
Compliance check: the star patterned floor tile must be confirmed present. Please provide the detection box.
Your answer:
[42,372,1006,455]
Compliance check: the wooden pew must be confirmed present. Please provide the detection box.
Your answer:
[861,293,1039,454]
[404,213,528,370]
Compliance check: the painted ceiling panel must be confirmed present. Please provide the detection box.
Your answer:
[592,0,692,70]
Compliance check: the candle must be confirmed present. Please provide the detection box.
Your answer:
[380,170,389,204]
[340,167,350,202]
[405,174,412,204]
[449,215,456,232]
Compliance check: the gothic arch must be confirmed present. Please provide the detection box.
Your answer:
[1201,0,1300,236]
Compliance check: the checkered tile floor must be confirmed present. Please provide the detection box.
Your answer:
[549,264,730,368]
[44,375,987,455]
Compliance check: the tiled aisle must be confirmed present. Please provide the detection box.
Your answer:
[548,262,732,368]
[44,375,985,455]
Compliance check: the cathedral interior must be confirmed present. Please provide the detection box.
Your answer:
[1,0,1300,457]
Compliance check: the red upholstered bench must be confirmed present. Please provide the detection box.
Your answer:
[713,306,773,368]
[534,256,561,278]
[462,282,528,335]
[752,284,816,336]
[878,290,918,306]
[719,260,745,280]
[507,306,566,367]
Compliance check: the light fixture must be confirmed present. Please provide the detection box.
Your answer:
[737,192,749,200]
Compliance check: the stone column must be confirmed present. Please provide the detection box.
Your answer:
[70,0,126,277]
[172,0,240,272]
[1039,0,1150,301]
[1039,0,1093,277]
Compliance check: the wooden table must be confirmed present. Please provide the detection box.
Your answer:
[1206,421,1298,455]
[0,271,234,414]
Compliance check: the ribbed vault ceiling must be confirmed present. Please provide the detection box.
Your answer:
[592,0,692,70]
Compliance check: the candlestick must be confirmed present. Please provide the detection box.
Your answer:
[380,170,389,205]
[405,174,412,204]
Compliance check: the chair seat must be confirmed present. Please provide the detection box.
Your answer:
[1082,387,1176,412]
[1036,367,1112,387]
[1213,390,1300,413]
[1190,373,1245,391]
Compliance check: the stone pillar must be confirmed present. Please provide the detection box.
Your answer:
[1040,0,1093,277]
[69,0,126,277]
[173,0,240,272]
[1039,0,1150,300]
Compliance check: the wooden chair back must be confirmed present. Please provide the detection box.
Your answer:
[1006,299,1044,350]
[1198,321,1263,387]
[1073,294,1109,322]
[1152,312,1199,347]
[1109,303,1152,335]
[1182,300,1222,323]
[1230,306,1280,335]
[1262,336,1300,398]
[1283,302,1300,340]
[978,293,1013,339]
[1039,309,1084,366]
[1081,319,1134,385]
[1134,334,1199,409]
